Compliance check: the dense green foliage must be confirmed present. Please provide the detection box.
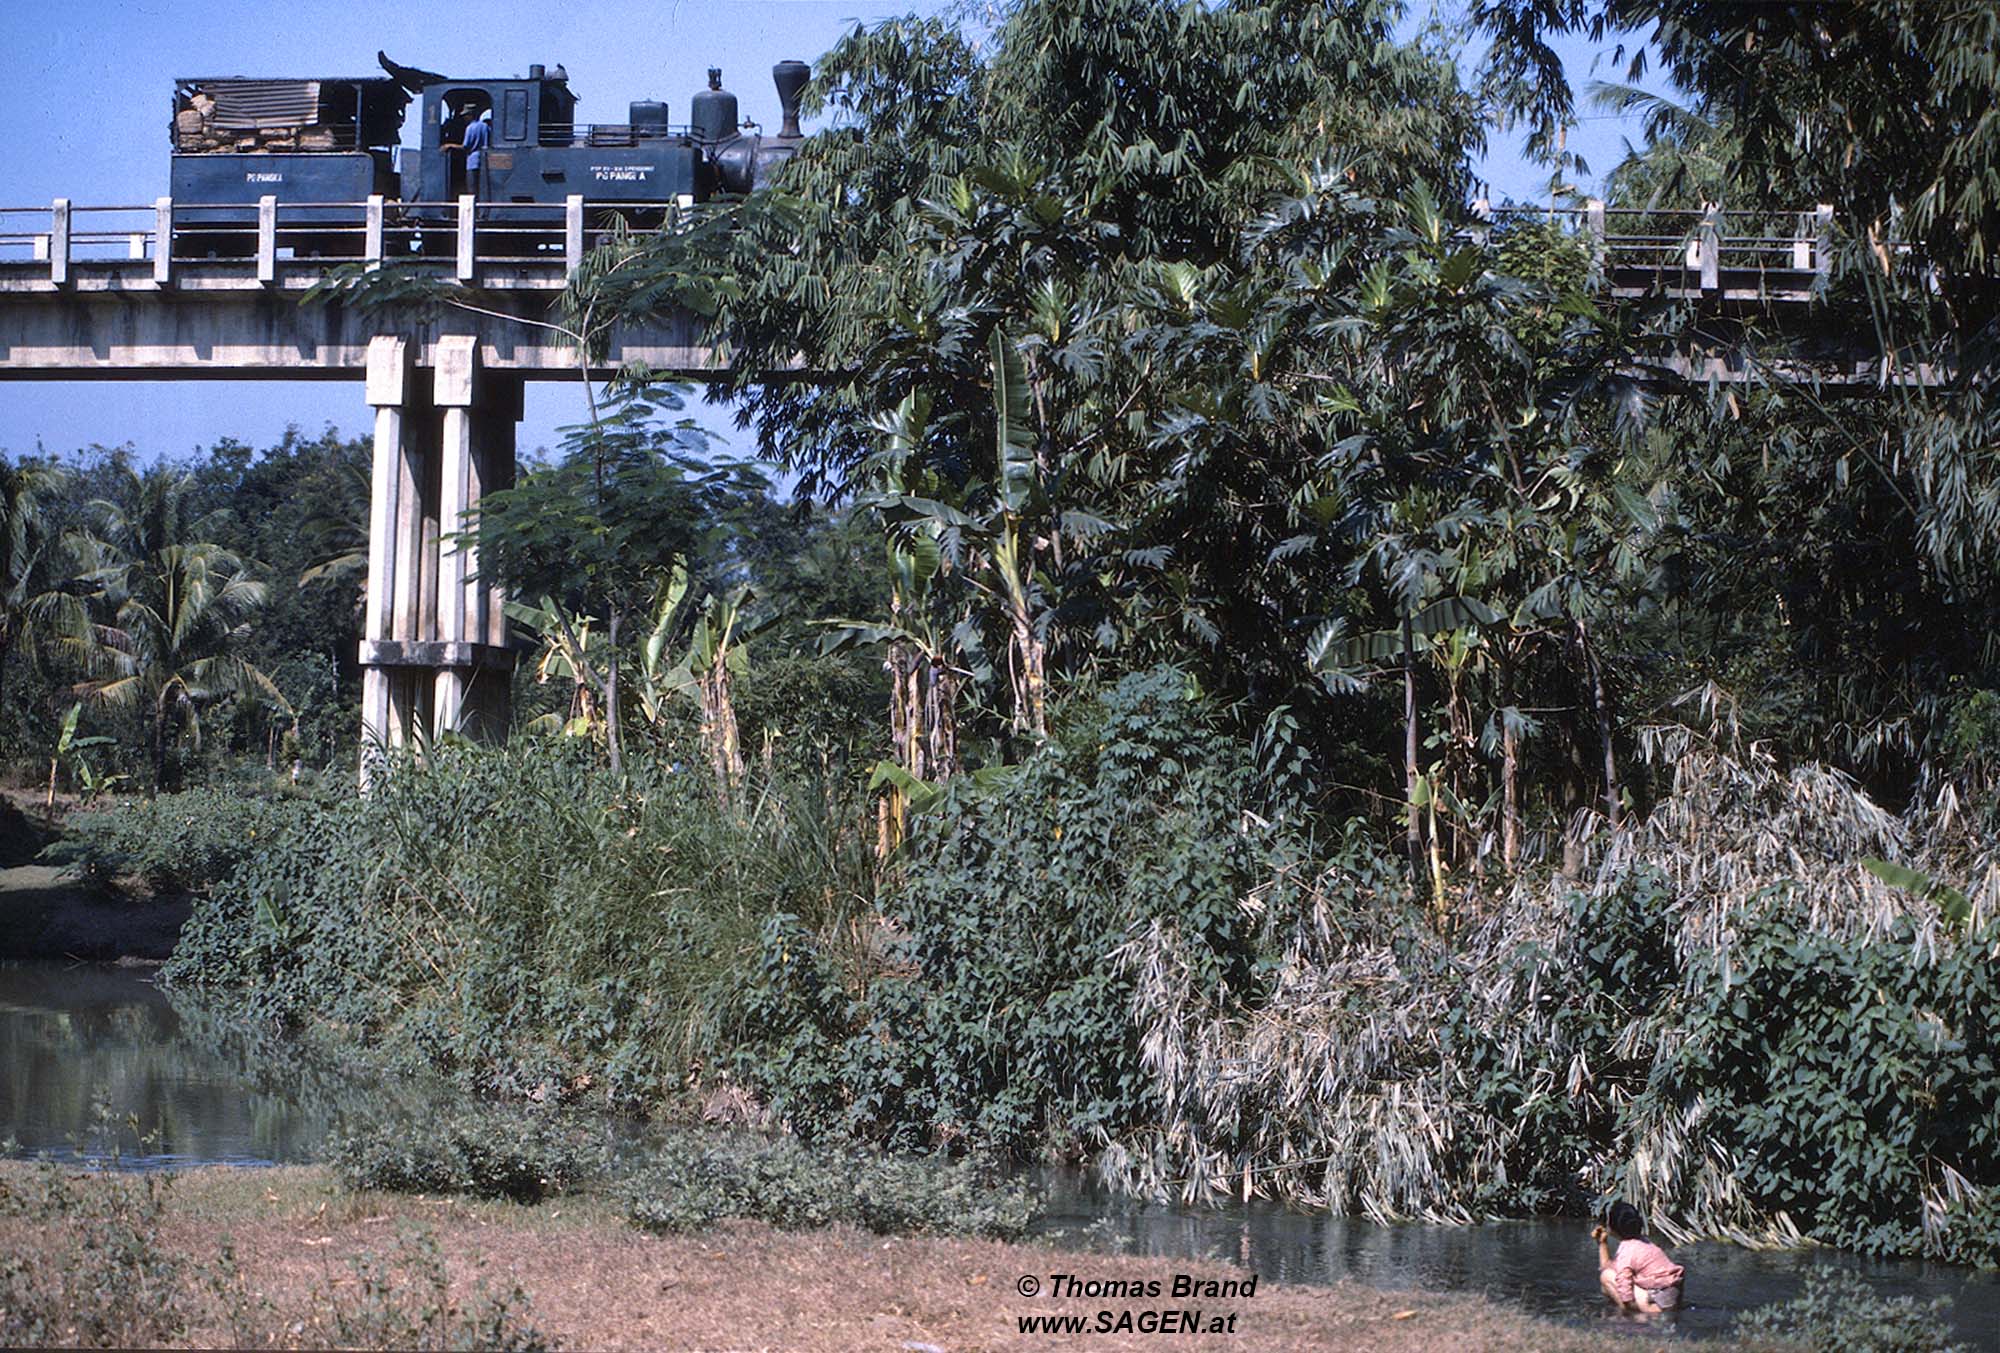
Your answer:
[327,1108,612,1203]
[1736,1270,1970,1353]
[743,667,1313,1151]
[0,437,369,785]
[621,1131,1038,1239]
[163,743,873,1107]
[52,785,313,893]
[739,687,1999,1263]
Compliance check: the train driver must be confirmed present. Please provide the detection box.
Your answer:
[462,110,490,195]
[441,102,489,197]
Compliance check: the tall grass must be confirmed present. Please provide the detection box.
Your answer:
[164,741,875,1110]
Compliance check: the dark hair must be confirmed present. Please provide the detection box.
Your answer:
[1607,1201,1646,1239]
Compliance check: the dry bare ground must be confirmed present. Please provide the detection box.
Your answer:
[0,1166,1662,1352]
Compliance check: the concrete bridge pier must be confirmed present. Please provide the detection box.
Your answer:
[359,334,518,784]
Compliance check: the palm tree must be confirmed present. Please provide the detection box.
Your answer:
[69,465,289,789]
[0,456,70,714]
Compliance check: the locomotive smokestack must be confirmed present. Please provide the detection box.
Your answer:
[773,60,808,139]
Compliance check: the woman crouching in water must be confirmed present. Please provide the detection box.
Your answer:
[1593,1202,1685,1314]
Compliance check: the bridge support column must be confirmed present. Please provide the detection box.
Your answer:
[358,334,519,787]
[431,336,518,742]
[361,336,431,784]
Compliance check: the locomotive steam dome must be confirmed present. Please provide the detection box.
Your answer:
[691,68,737,145]
[628,99,670,136]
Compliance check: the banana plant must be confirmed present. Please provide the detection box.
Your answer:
[504,595,605,740]
[825,390,975,856]
[861,336,1051,743]
[639,565,766,797]
[47,704,124,806]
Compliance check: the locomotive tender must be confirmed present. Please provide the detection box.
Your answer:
[167,52,809,254]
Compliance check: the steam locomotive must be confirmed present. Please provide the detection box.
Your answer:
[167,52,809,255]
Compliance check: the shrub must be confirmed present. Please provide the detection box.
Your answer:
[327,1108,611,1202]
[1646,905,2000,1262]
[50,787,309,894]
[621,1131,1039,1239]
[739,666,1317,1153]
[1734,1270,1966,1353]
[164,741,874,1110]
[0,1161,188,1348]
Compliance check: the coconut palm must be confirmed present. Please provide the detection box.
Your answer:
[68,465,289,789]
[0,456,71,713]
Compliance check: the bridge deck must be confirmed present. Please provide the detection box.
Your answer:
[0,194,711,378]
[0,195,1929,385]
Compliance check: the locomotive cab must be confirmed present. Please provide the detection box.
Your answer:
[411,67,700,212]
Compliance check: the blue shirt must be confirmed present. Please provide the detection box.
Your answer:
[463,117,489,170]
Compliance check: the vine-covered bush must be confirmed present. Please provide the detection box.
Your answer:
[739,666,1321,1154]
[1654,905,2000,1264]
[52,787,311,893]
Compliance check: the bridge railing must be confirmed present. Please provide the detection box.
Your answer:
[4,194,1841,300]
[0,196,642,287]
[1475,199,1835,301]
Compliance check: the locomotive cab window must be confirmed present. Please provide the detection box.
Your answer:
[502,88,530,143]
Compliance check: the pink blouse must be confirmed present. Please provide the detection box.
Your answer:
[1611,1237,1685,1305]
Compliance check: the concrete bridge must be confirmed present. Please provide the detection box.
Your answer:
[0,194,716,778]
[0,194,1933,775]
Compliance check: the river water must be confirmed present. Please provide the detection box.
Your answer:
[4,960,1996,1346]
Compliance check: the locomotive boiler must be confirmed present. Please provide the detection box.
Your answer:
[167,52,809,255]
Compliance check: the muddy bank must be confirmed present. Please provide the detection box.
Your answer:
[0,1164,1672,1352]
[0,862,189,961]
[0,792,189,961]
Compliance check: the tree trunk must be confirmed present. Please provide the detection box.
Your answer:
[701,661,744,801]
[1012,610,1047,742]
[1500,647,1520,870]
[881,640,917,860]
[152,692,171,793]
[925,656,959,780]
[1577,617,1620,828]
[1404,610,1421,866]
[603,609,624,781]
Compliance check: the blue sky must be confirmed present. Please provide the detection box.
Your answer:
[0,0,1664,466]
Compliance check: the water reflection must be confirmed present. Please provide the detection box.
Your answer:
[1034,1172,2000,1347]
[0,960,433,1168]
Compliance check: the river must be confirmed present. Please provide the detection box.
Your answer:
[3,960,1995,1346]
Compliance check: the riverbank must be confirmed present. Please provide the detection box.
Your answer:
[0,862,188,961]
[0,1163,1657,1351]
[0,791,188,961]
